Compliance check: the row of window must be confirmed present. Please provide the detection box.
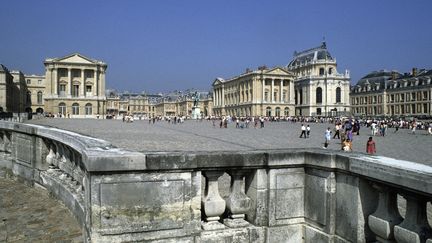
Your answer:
[58,103,93,115]
[26,91,43,105]
[58,84,93,97]
[295,87,341,104]
[26,79,43,85]
[352,91,430,105]
[353,103,430,115]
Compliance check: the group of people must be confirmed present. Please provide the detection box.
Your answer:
[299,120,376,155]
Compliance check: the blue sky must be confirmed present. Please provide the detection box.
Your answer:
[1,0,431,93]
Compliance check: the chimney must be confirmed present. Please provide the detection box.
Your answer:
[412,67,417,76]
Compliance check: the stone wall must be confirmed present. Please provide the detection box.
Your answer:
[0,121,431,242]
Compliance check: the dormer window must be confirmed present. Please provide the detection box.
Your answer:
[319,68,325,76]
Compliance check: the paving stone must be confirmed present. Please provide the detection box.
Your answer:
[0,177,83,242]
[28,118,432,165]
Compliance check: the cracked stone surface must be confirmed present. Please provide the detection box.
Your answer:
[0,177,83,242]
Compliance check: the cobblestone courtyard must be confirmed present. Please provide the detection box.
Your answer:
[0,176,82,242]
[28,118,432,165]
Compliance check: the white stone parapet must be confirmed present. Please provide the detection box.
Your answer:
[0,121,431,242]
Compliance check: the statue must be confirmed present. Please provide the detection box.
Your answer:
[193,91,200,107]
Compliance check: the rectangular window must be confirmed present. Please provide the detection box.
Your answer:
[86,85,92,96]
[59,84,66,97]
[424,103,428,114]
[400,93,404,102]
[423,91,428,100]
[38,79,42,84]
[72,85,79,97]
[26,79,31,84]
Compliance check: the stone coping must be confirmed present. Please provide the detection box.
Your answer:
[2,121,432,196]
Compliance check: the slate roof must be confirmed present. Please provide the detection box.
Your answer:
[288,42,334,68]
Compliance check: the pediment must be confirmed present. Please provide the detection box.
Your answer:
[212,78,225,86]
[264,67,294,76]
[55,53,96,64]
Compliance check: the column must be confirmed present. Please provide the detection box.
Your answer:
[81,69,85,97]
[221,85,225,106]
[262,79,265,103]
[53,69,58,95]
[271,79,275,102]
[67,68,72,96]
[94,69,98,96]
[290,80,295,104]
[280,79,283,102]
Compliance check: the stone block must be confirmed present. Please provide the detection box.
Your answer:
[90,172,200,238]
[198,227,264,243]
[266,225,303,243]
[304,225,330,243]
[268,168,305,226]
[13,133,34,165]
[305,174,327,226]
[335,174,377,243]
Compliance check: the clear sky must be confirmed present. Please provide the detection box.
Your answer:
[1,0,431,93]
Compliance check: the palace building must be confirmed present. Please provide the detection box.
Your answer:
[350,68,432,118]
[287,42,351,117]
[44,53,107,117]
[212,67,296,117]
[212,42,350,117]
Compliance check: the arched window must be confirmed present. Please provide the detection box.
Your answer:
[275,107,281,117]
[72,103,79,115]
[284,107,290,116]
[58,102,66,115]
[37,91,43,104]
[266,107,272,117]
[316,87,323,103]
[336,87,341,103]
[85,103,92,115]
[26,91,32,104]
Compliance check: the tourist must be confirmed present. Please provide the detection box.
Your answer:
[347,129,353,142]
[366,137,376,155]
[333,123,340,139]
[411,121,416,134]
[299,124,306,138]
[428,123,432,135]
[342,138,352,152]
[306,125,311,138]
[323,127,331,149]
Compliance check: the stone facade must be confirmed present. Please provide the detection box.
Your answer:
[351,68,432,117]
[212,42,351,118]
[287,42,351,117]
[44,53,107,118]
[24,74,46,114]
[0,65,29,113]
[212,67,296,117]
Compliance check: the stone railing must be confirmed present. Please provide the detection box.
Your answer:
[0,121,431,243]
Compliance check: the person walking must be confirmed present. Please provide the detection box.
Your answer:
[428,123,432,135]
[306,125,311,138]
[323,127,331,149]
[366,137,376,155]
[299,124,307,138]
[333,124,340,139]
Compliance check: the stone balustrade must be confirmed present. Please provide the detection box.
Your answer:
[0,121,431,242]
